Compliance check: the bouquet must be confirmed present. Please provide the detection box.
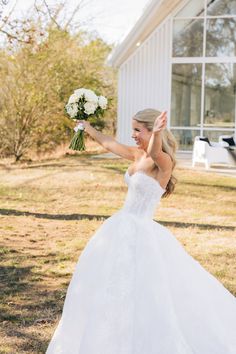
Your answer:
[65,88,108,151]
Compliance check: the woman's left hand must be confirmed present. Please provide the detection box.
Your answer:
[152,111,167,133]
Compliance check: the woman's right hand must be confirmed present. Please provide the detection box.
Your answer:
[76,120,91,131]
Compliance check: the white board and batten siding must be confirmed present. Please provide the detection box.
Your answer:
[117,17,172,146]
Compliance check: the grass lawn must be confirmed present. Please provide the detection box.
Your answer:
[0,153,236,353]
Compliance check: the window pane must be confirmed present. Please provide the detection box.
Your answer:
[202,130,235,143]
[171,64,202,127]
[207,0,236,16]
[173,19,204,57]
[175,0,205,18]
[206,18,236,57]
[204,63,236,129]
[171,129,200,150]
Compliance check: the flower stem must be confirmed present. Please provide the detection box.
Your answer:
[69,130,85,151]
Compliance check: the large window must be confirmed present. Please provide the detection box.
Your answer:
[171,0,236,150]
[204,63,236,128]
[171,129,200,150]
[206,18,236,57]
[171,64,202,126]
[173,19,204,57]
[207,0,236,16]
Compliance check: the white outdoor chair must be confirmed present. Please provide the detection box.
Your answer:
[192,136,236,169]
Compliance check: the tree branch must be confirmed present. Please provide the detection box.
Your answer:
[43,0,61,29]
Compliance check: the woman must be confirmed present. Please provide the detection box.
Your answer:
[46,109,236,354]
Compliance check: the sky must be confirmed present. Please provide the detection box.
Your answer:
[2,0,151,45]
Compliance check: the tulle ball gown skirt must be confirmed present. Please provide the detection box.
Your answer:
[46,171,236,354]
[46,211,236,354]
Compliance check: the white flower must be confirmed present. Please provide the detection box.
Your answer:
[68,93,79,104]
[98,95,108,109]
[84,89,98,103]
[66,88,107,120]
[65,103,78,118]
[73,88,98,103]
[74,88,87,99]
[84,101,98,115]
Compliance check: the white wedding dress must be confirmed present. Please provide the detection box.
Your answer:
[46,169,236,354]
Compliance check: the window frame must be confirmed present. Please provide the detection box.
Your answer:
[169,0,236,147]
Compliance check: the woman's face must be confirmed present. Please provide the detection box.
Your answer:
[132,119,152,150]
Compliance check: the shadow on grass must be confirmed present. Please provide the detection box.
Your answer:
[0,208,109,221]
[0,261,65,353]
[0,265,33,300]
[180,181,236,191]
[0,208,235,231]
[3,326,50,354]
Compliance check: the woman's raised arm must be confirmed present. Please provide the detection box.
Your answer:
[147,112,172,172]
[77,120,137,161]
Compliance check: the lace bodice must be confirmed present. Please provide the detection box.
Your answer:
[121,170,166,219]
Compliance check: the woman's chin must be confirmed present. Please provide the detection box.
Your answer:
[134,141,143,149]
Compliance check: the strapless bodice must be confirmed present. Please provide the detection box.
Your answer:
[121,170,166,219]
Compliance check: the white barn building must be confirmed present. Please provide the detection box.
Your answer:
[108,0,236,151]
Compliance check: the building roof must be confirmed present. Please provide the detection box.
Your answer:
[108,0,182,68]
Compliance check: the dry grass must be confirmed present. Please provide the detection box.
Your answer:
[0,153,235,353]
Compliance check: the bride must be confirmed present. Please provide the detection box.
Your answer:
[46,109,236,354]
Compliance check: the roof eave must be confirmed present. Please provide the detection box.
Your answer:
[108,0,182,68]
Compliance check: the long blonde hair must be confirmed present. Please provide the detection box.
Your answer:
[133,108,178,197]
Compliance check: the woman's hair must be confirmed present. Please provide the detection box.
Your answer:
[133,108,178,197]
